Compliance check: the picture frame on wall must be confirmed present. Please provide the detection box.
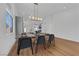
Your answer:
[5,9,13,33]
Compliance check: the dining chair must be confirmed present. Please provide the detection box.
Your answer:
[49,34,55,46]
[45,34,55,47]
[17,37,33,55]
[35,35,46,53]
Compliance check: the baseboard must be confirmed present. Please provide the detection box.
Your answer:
[55,36,79,44]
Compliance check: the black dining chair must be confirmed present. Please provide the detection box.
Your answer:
[46,34,55,47]
[49,34,55,46]
[35,35,46,53]
[17,37,33,55]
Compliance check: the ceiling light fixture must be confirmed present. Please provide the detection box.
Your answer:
[33,3,43,21]
[29,3,43,21]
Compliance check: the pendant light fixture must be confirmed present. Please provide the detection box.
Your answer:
[29,3,43,21]
[34,3,38,21]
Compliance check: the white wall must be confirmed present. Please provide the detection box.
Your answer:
[42,16,55,34]
[0,4,16,55]
[43,7,79,42]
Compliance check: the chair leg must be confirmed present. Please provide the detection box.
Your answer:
[17,40,20,56]
[47,40,51,48]
[35,45,38,54]
[17,47,20,55]
[43,42,46,49]
[51,38,55,47]
[31,47,33,55]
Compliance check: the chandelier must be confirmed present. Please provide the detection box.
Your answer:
[29,3,43,21]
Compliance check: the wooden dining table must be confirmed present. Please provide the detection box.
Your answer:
[17,32,49,40]
[25,33,49,48]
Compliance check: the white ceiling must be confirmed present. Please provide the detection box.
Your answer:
[14,3,79,18]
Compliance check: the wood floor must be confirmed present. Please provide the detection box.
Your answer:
[8,37,79,56]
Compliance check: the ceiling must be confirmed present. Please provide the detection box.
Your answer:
[14,3,79,19]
